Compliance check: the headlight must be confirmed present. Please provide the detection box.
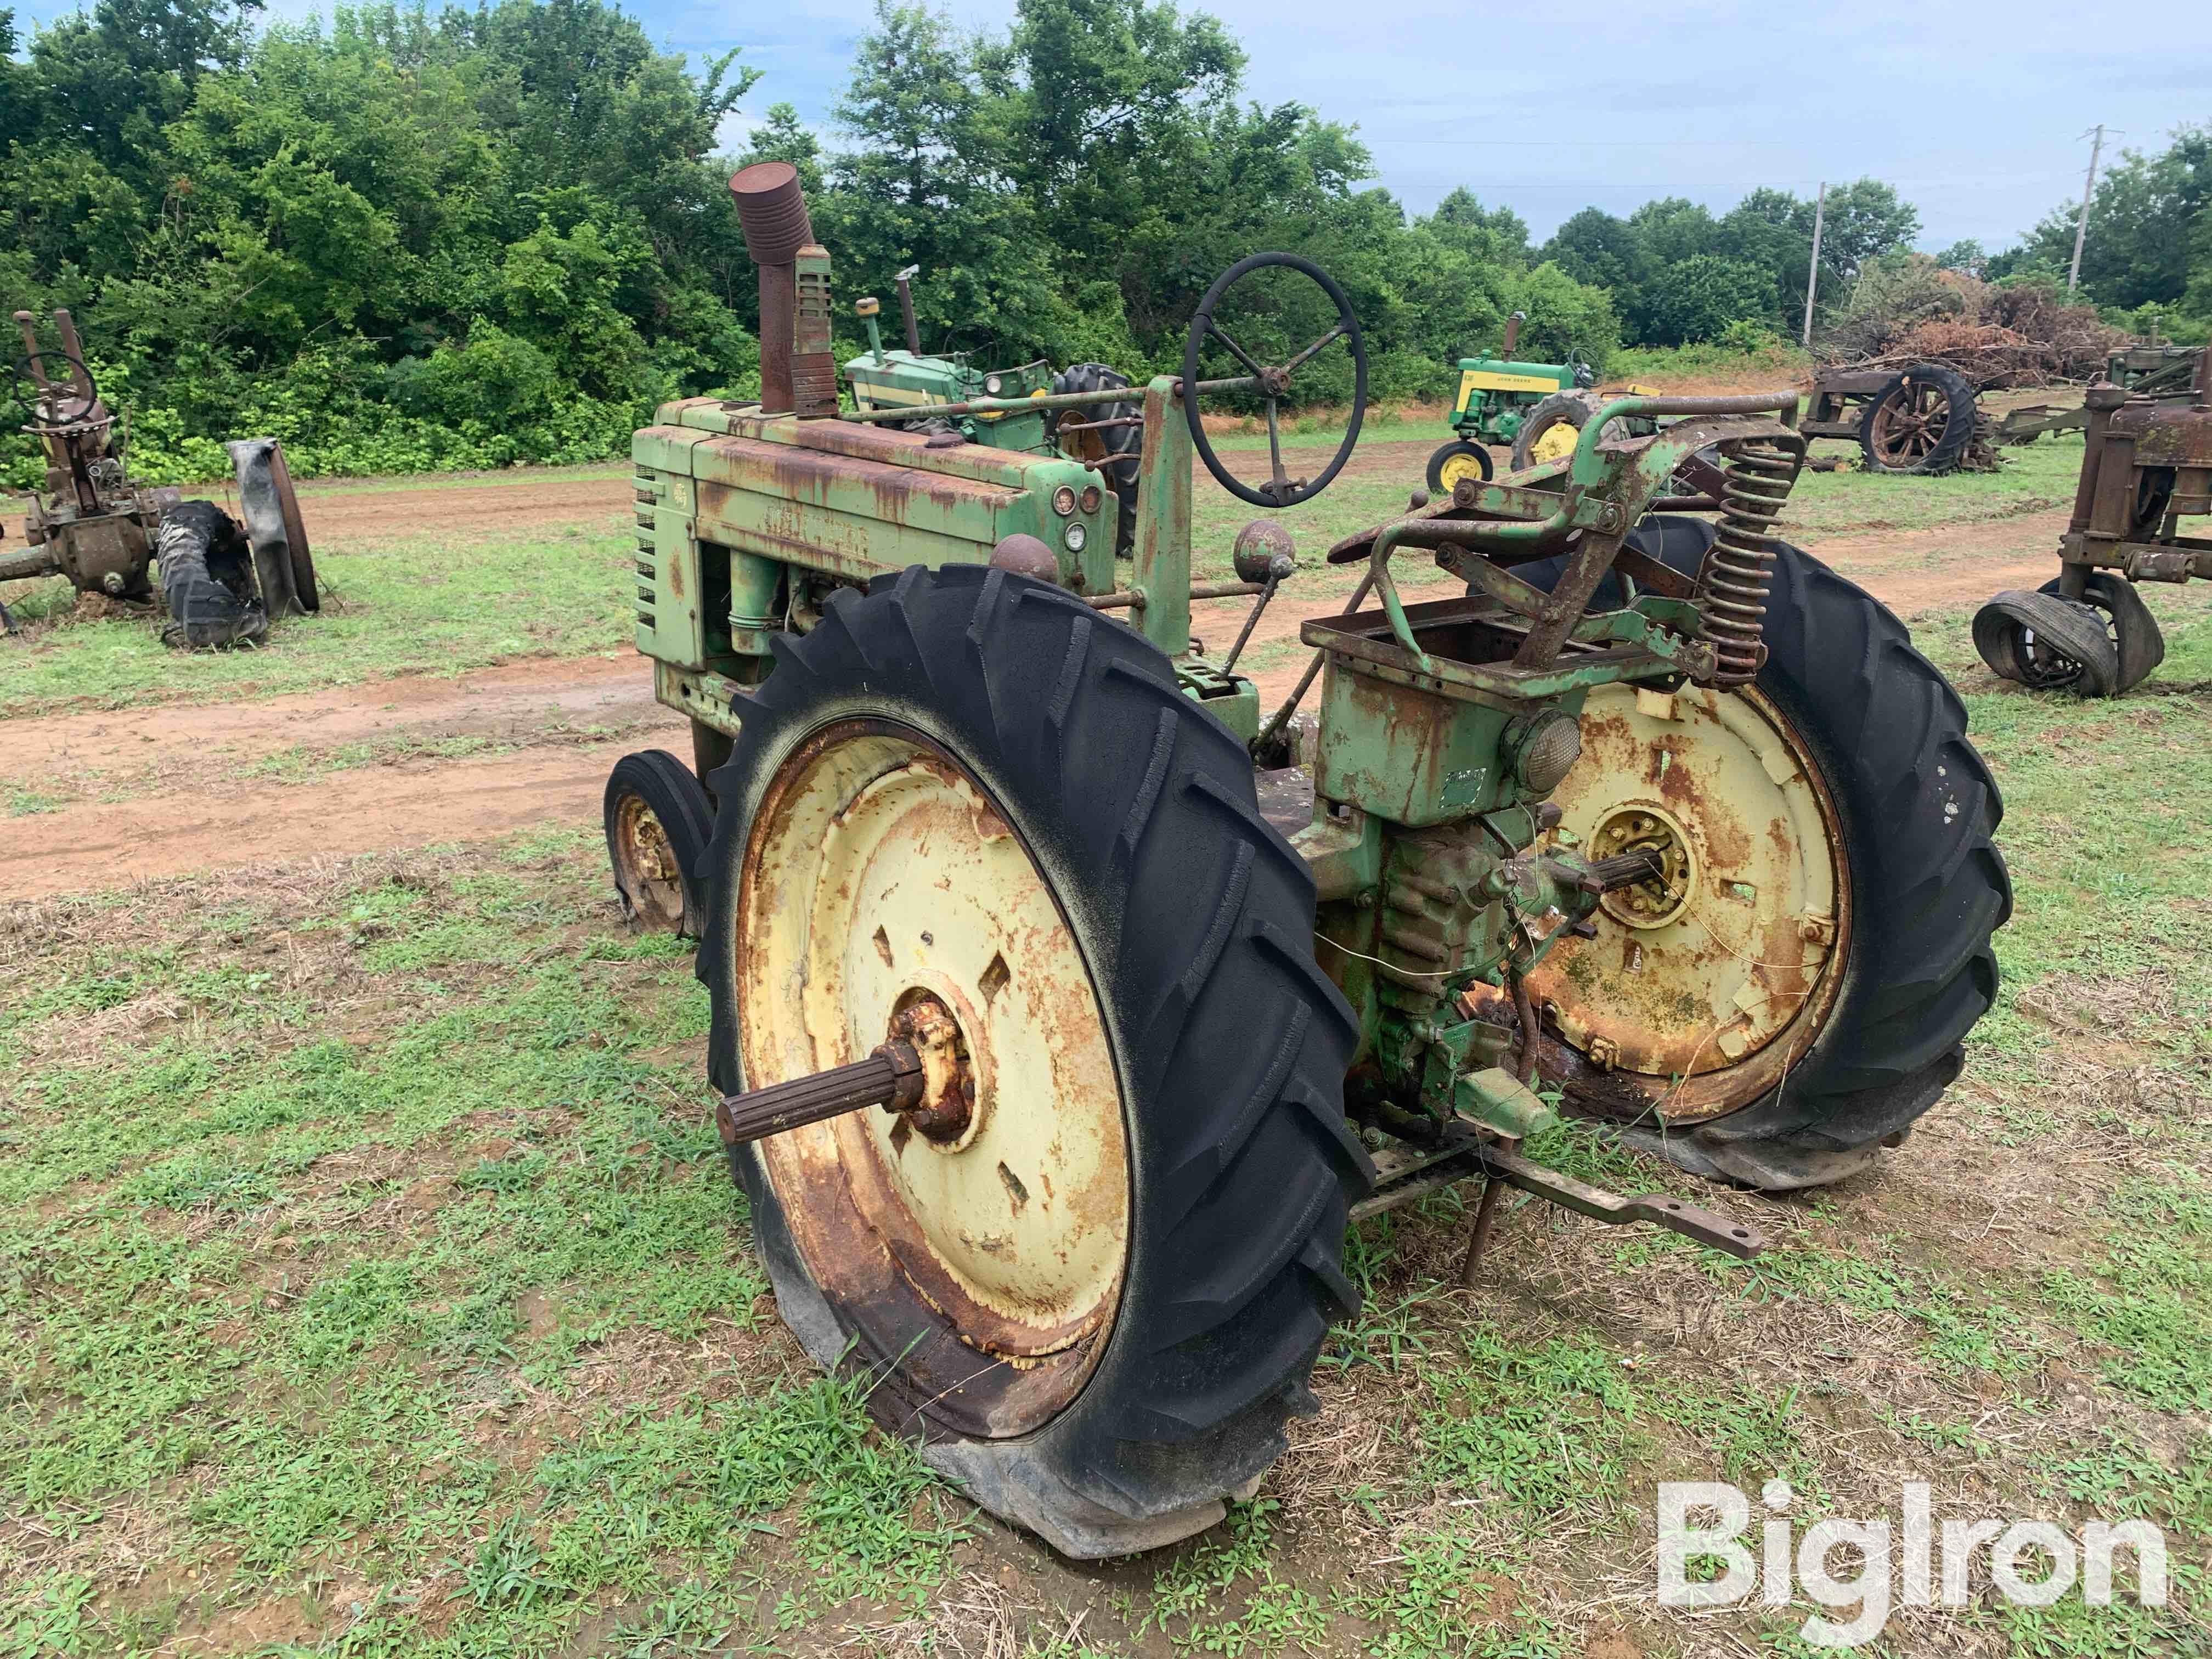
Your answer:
[1080,486,1102,514]
[984,374,1003,395]
[1063,522,1087,552]
[1051,486,1077,516]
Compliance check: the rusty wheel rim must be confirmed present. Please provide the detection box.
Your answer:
[1524,682,1851,1124]
[735,719,1129,1432]
[611,791,686,931]
[1869,380,1952,467]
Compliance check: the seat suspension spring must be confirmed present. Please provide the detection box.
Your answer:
[1699,441,1796,687]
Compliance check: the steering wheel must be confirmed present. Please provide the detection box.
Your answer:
[1567,348,1596,390]
[13,352,99,428]
[1182,252,1367,509]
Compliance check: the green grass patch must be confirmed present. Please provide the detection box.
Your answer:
[0,522,635,718]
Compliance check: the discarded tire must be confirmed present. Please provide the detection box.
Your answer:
[2046,572,2164,693]
[697,564,1368,1558]
[157,500,267,649]
[1510,517,2011,1189]
[1972,588,2124,696]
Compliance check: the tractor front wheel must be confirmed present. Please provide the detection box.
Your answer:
[696,566,1367,1558]
[1512,518,2010,1188]
[603,750,714,936]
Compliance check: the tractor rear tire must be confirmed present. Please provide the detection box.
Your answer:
[1425,439,1493,493]
[1859,363,1978,476]
[1509,517,2010,1189]
[1510,390,1627,472]
[696,565,1368,1558]
[603,749,714,936]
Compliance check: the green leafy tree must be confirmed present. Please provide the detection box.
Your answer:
[1541,208,1647,314]
[16,0,262,179]
[1814,178,1920,283]
[1635,253,1776,347]
[1506,262,1620,368]
[1424,187,1530,265]
[1991,126,2211,312]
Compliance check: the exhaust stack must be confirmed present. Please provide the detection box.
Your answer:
[729,161,837,419]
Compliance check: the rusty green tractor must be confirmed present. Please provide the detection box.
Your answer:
[1973,344,2211,697]
[602,162,2010,1558]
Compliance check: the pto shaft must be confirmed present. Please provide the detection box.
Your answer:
[715,1040,922,1146]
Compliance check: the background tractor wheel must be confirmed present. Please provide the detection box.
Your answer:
[603,749,713,936]
[1510,390,1627,472]
[697,565,1367,1559]
[1971,586,2125,697]
[1859,363,1978,475]
[1505,517,2010,1189]
[1425,439,1492,493]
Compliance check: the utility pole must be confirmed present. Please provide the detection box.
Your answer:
[1801,182,1825,347]
[2068,124,2105,297]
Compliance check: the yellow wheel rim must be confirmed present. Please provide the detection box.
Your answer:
[1530,420,1582,466]
[735,719,1128,1423]
[1525,682,1850,1122]
[1437,450,1487,491]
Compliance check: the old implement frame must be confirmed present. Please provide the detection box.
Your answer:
[1974,345,2212,696]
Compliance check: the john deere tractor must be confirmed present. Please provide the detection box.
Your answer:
[1425,311,1665,491]
[602,161,2008,1559]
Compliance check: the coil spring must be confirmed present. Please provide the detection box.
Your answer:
[1700,440,1797,686]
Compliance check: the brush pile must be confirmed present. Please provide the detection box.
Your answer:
[1817,257,2130,388]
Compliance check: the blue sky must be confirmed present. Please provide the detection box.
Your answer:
[21,0,2212,251]
[671,0,2211,253]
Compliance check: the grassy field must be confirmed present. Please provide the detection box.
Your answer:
[4,469,2210,1654]
[3,413,2092,722]
[0,520,636,720]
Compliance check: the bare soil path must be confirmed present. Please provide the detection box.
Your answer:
[2,497,2066,900]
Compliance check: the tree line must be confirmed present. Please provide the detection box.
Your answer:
[2,0,2203,483]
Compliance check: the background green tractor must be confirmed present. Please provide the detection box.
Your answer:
[1425,311,1667,490]
[602,160,2007,1562]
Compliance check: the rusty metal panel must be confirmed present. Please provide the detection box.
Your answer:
[2130,405,2212,469]
[1311,658,1519,827]
[633,424,712,478]
[691,433,1031,580]
[1131,379,1192,657]
[634,507,705,666]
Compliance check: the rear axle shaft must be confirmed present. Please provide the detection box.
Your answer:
[715,1040,922,1145]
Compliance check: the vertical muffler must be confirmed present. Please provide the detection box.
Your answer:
[729,161,837,419]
